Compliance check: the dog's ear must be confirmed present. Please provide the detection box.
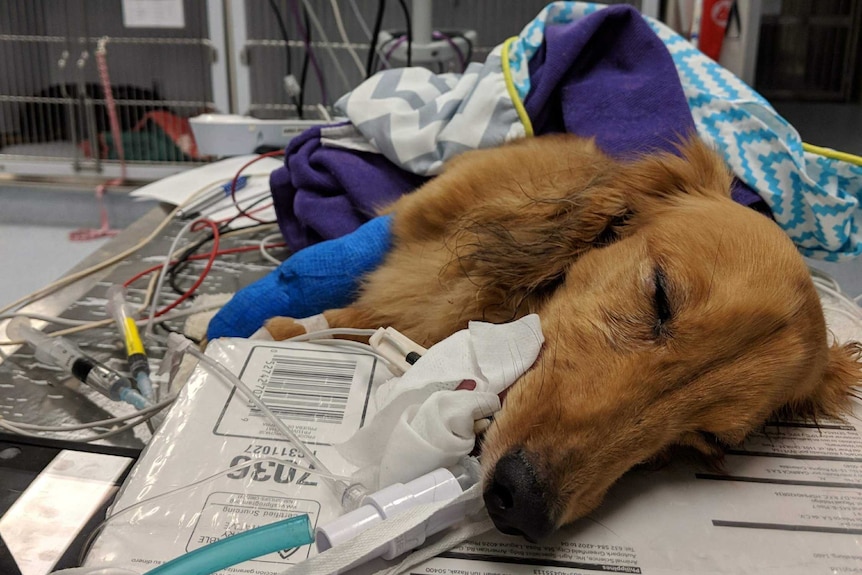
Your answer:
[449,175,635,314]
[448,137,733,315]
[786,342,862,420]
[616,137,734,204]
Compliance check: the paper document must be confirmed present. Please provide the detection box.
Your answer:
[122,0,185,28]
[130,155,282,206]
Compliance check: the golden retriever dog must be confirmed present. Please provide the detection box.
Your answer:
[264,134,862,542]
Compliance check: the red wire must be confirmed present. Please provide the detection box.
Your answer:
[123,241,287,318]
[230,151,285,224]
[213,202,274,225]
[123,242,287,287]
[122,220,223,317]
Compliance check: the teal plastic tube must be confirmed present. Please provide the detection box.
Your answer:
[143,514,313,575]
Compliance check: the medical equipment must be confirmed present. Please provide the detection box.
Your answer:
[53,515,313,575]
[163,333,361,508]
[316,464,477,559]
[189,115,327,157]
[7,317,151,411]
[176,175,250,220]
[369,327,427,375]
[137,333,485,575]
[142,514,313,575]
[106,285,154,401]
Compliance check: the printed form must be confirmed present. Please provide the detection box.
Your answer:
[88,337,862,575]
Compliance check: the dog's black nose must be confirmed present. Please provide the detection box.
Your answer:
[484,449,554,542]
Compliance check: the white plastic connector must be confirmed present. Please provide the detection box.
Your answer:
[315,467,465,560]
[284,74,302,98]
[157,332,194,376]
[369,327,427,376]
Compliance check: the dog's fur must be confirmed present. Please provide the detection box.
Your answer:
[265,135,862,540]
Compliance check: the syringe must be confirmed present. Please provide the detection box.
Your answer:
[7,317,152,410]
[106,284,154,400]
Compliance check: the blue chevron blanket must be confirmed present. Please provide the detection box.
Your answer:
[330,2,861,261]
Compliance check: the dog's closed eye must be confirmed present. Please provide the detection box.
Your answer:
[653,266,672,338]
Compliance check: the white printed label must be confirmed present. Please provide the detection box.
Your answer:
[214,344,377,444]
[188,492,319,565]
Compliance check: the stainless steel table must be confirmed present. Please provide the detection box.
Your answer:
[0,207,282,448]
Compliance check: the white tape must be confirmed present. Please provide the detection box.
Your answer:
[250,326,274,340]
[296,314,331,334]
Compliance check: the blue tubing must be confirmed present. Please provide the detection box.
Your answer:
[143,514,313,575]
[135,372,155,401]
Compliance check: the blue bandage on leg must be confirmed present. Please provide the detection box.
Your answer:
[207,215,393,340]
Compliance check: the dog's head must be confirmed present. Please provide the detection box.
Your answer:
[474,138,862,541]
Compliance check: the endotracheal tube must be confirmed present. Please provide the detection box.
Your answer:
[7,317,151,410]
[106,284,155,401]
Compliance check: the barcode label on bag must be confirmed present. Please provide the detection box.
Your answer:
[214,344,380,444]
[250,355,355,424]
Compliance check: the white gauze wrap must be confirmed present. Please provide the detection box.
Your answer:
[336,314,544,489]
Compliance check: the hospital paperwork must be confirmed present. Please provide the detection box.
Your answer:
[130,155,282,228]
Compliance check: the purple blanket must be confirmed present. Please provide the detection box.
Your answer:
[270,5,768,251]
[270,125,426,250]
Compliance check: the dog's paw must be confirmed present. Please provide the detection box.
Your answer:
[264,317,308,340]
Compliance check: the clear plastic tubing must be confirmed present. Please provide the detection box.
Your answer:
[180,338,358,506]
[315,463,477,562]
[7,317,151,410]
[142,514,313,575]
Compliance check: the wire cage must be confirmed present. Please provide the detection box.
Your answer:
[0,0,647,181]
[238,0,558,120]
[238,0,645,120]
[0,0,226,180]
[755,0,862,101]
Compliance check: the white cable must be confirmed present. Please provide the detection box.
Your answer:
[822,305,862,325]
[329,0,367,75]
[0,302,225,347]
[812,274,862,322]
[0,175,268,330]
[303,338,395,368]
[287,327,377,341]
[0,179,226,319]
[0,304,222,330]
[316,103,333,122]
[300,0,353,94]
[348,0,372,39]
[0,222,277,345]
[144,220,197,340]
[0,312,90,327]
[0,413,156,443]
[259,232,287,265]
[6,396,175,432]
[286,328,395,367]
[809,268,862,339]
